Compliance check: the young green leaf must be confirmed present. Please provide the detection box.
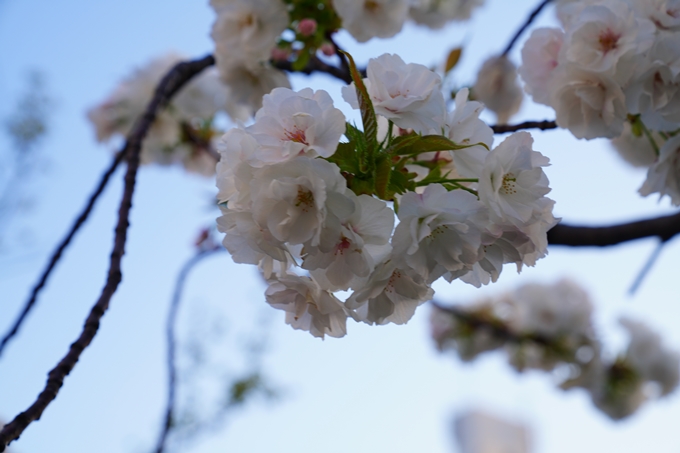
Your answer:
[374,156,392,199]
[339,50,378,164]
[445,47,462,74]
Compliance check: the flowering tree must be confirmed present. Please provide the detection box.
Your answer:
[2,0,680,451]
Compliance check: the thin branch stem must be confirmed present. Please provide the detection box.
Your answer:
[628,240,665,295]
[0,54,216,453]
[491,120,557,134]
[154,247,223,453]
[501,0,554,56]
[0,152,124,358]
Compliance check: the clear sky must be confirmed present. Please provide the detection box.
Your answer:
[1,1,680,452]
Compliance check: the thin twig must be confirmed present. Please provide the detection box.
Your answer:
[0,54,216,453]
[154,247,223,453]
[0,152,124,358]
[628,240,665,295]
[548,211,680,247]
[501,0,554,56]
[326,33,351,81]
[491,119,557,134]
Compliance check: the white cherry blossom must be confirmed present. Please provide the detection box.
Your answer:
[409,0,485,29]
[332,0,409,43]
[548,64,627,139]
[265,274,348,339]
[562,2,653,74]
[478,132,552,227]
[210,0,288,70]
[303,192,394,291]
[610,121,660,168]
[639,134,680,205]
[631,0,680,31]
[620,317,680,396]
[216,208,289,265]
[250,156,351,246]
[519,28,564,106]
[342,53,446,134]
[473,56,523,124]
[217,62,291,114]
[392,184,485,283]
[445,88,494,178]
[215,128,259,210]
[246,88,346,166]
[87,53,235,175]
[346,260,434,325]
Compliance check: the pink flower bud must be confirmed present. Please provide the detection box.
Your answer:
[271,47,290,62]
[297,18,317,37]
[320,42,335,57]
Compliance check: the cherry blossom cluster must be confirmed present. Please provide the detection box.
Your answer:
[215,52,556,339]
[88,53,246,176]
[519,0,680,205]
[431,279,680,420]
[208,0,486,114]
[335,0,485,41]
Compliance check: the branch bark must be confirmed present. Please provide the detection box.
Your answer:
[0,54,216,453]
[0,152,124,358]
[274,56,353,84]
[548,211,680,247]
[492,120,557,134]
[154,247,222,453]
[501,0,555,56]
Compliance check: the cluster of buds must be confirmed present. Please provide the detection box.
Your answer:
[215,52,556,338]
[520,0,680,205]
[431,279,680,420]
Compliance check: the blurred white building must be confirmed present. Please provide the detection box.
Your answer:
[455,410,530,453]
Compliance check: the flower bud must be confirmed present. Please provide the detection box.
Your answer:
[297,18,317,36]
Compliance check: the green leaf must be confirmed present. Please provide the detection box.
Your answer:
[445,47,462,74]
[388,168,417,196]
[374,157,391,199]
[338,50,378,166]
[392,134,489,156]
[326,141,360,174]
[292,49,311,71]
[344,122,369,173]
[384,133,421,155]
[346,174,374,196]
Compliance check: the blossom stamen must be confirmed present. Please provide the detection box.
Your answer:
[295,186,315,211]
[284,125,309,145]
[598,29,621,54]
[500,173,518,195]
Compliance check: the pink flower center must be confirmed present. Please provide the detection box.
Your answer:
[284,125,309,145]
[335,236,352,255]
[598,29,621,53]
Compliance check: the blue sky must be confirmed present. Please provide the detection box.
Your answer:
[1,0,680,452]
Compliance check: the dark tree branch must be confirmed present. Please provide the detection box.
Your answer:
[0,152,124,358]
[548,211,680,247]
[501,0,554,56]
[0,54,216,453]
[274,56,352,84]
[326,33,351,82]
[492,120,557,134]
[154,247,223,453]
